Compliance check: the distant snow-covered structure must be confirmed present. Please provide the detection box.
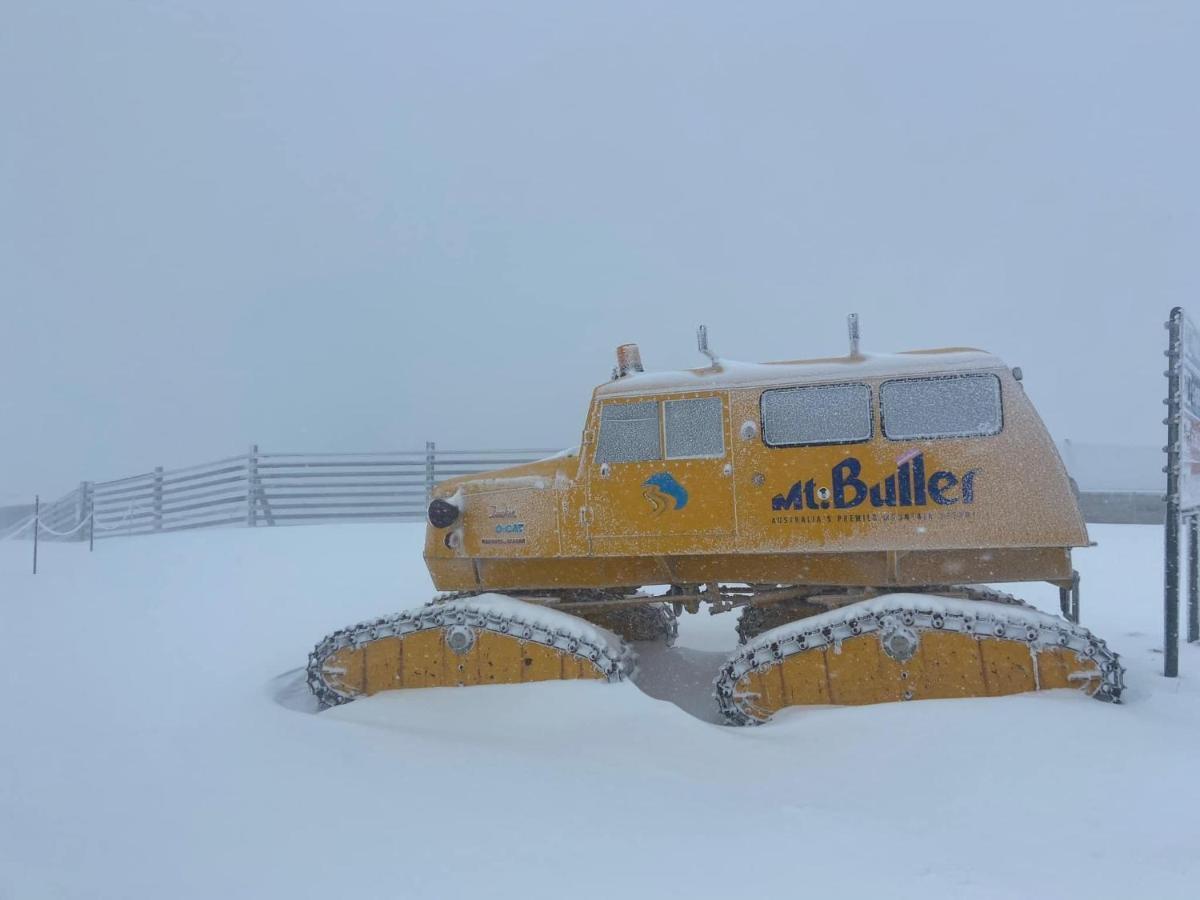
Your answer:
[1057,440,1161,493]
[1057,440,1162,523]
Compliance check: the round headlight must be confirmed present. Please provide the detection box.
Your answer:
[427,498,460,528]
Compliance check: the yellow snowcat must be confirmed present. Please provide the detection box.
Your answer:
[307,318,1124,724]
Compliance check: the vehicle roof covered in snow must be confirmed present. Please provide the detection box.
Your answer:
[594,347,1006,398]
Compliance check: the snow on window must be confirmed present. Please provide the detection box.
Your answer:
[595,401,661,463]
[880,374,1002,440]
[761,383,872,447]
[664,397,724,459]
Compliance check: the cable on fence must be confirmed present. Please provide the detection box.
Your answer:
[92,502,145,532]
[0,514,37,541]
[35,514,95,538]
[1,511,98,541]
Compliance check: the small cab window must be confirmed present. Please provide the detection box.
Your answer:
[595,401,661,463]
[664,397,724,459]
[761,383,872,447]
[880,373,1002,440]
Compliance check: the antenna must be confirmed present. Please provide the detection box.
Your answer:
[697,324,718,365]
[847,313,861,357]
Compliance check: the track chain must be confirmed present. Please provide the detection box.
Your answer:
[431,590,678,644]
[307,594,635,708]
[716,591,1125,726]
[735,584,1031,643]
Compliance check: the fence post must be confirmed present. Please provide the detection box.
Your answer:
[86,481,94,552]
[153,467,164,531]
[33,495,39,575]
[425,441,436,505]
[76,482,87,537]
[247,444,259,527]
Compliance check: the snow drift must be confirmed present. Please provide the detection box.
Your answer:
[1,523,1197,899]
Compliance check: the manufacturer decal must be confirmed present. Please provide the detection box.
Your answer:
[643,472,689,513]
[482,521,526,546]
[771,453,977,511]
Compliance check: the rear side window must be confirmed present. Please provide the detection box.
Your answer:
[595,401,661,463]
[880,374,1002,440]
[664,397,724,459]
[761,383,872,447]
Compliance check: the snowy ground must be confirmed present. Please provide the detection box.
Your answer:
[1,523,1197,900]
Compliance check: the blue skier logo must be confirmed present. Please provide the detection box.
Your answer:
[642,472,688,514]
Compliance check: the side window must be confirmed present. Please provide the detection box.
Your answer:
[761,383,872,447]
[664,397,724,459]
[594,401,661,463]
[880,374,1002,440]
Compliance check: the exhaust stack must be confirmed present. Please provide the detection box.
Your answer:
[697,324,719,366]
[847,313,861,358]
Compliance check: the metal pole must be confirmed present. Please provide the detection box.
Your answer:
[1165,501,1181,676]
[1060,571,1081,624]
[87,482,94,553]
[1189,514,1199,643]
[1164,307,1183,676]
[425,441,436,505]
[1070,570,1081,624]
[32,495,39,575]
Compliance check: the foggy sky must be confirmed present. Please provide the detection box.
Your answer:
[2,1,1197,499]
